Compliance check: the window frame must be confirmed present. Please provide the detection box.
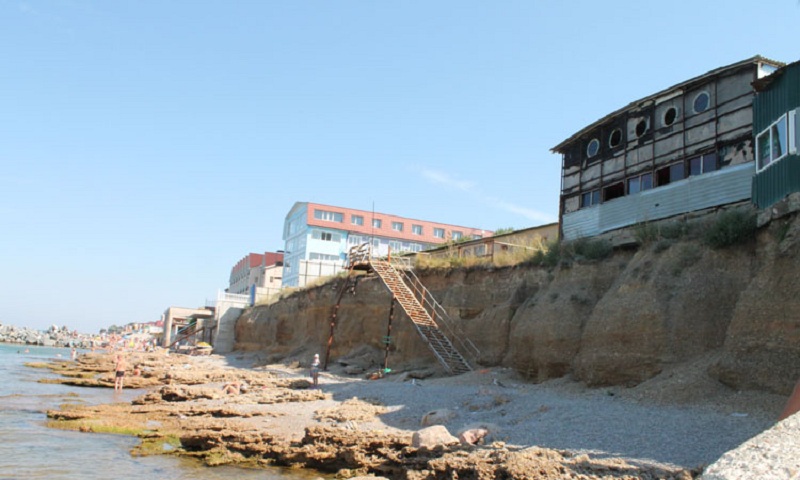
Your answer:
[586,138,600,158]
[314,209,343,222]
[372,218,382,229]
[580,189,600,209]
[692,91,710,114]
[391,221,403,232]
[756,113,790,172]
[351,215,364,226]
[411,224,423,235]
[433,227,445,239]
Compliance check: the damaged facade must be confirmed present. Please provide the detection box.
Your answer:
[552,56,783,241]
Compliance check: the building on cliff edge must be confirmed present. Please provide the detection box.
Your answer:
[551,55,783,241]
[282,201,491,288]
[751,59,800,209]
[227,252,284,304]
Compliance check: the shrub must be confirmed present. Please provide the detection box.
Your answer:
[569,237,613,261]
[633,222,659,245]
[703,210,757,249]
[659,221,688,240]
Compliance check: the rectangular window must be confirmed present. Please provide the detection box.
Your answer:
[641,172,653,190]
[372,219,382,229]
[603,182,625,202]
[702,153,718,173]
[580,189,600,208]
[628,172,653,194]
[314,209,343,222]
[412,224,423,235]
[309,252,340,262]
[433,227,445,238]
[312,230,340,242]
[628,176,640,194]
[757,114,789,171]
[670,163,685,182]
[688,156,702,176]
[392,221,403,232]
[452,231,463,240]
[351,215,364,226]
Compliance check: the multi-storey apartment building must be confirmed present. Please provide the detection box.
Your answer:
[227,252,284,302]
[551,56,783,241]
[282,201,490,287]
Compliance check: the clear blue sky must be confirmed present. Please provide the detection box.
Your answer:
[1,1,798,333]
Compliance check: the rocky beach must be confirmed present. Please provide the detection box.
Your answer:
[36,349,797,479]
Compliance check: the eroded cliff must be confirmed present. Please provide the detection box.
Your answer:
[236,212,800,395]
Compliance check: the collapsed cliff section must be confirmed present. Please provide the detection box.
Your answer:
[236,211,800,396]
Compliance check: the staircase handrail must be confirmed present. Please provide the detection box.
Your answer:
[384,255,480,364]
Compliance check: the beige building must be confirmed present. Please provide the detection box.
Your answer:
[421,223,558,260]
[228,252,284,302]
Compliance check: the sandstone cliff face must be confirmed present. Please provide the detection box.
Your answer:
[236,215,800,395]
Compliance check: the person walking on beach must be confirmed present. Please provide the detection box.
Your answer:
[70,347,77,361]
[310,353,321,388]
[114,354,126,391]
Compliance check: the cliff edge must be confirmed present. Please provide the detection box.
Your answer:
[236,210,800,397]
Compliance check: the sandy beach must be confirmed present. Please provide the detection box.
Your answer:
[39,350,788,479]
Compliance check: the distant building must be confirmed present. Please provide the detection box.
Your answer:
[282,201,491,287]
[228,252,284,303]
[552,56,783,241]
[751,59,800,208]
[421,223,558,260]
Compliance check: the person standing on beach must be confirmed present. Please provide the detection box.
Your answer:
[114,354,126,391]
[310,353,320,388]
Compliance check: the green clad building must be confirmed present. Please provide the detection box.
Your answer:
[752,60,800,208]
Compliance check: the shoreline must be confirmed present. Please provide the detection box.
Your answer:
[38,350,786,479]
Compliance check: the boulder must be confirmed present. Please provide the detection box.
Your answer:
[411,425,459,448]
[420,408,456,427]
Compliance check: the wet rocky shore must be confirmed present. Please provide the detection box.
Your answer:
[36,351,712,480]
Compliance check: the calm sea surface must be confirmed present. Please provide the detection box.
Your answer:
[0,343,317,480]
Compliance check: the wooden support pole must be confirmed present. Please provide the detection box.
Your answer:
[384,295,396,371]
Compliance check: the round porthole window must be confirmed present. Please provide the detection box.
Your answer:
[608,128,622,148]
[693,91,710,113]
[586,138,600,158]
[635,119,649,138]
[663,107,678,126]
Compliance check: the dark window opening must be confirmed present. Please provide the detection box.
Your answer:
[635,119,648,137]
[603,182,625,202]
[663,107,677,126]
[609,129,623,148]
[656,162,685,186]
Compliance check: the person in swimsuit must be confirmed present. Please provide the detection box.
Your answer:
[114,354,126,391]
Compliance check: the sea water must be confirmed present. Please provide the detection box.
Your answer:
[0,343,315,480]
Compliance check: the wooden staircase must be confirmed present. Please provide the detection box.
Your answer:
[364,254,477,375]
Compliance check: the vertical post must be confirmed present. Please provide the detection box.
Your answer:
[384,295,395,371]
[323,304,338,371]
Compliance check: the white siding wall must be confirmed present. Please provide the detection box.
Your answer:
[563,163,755,240]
